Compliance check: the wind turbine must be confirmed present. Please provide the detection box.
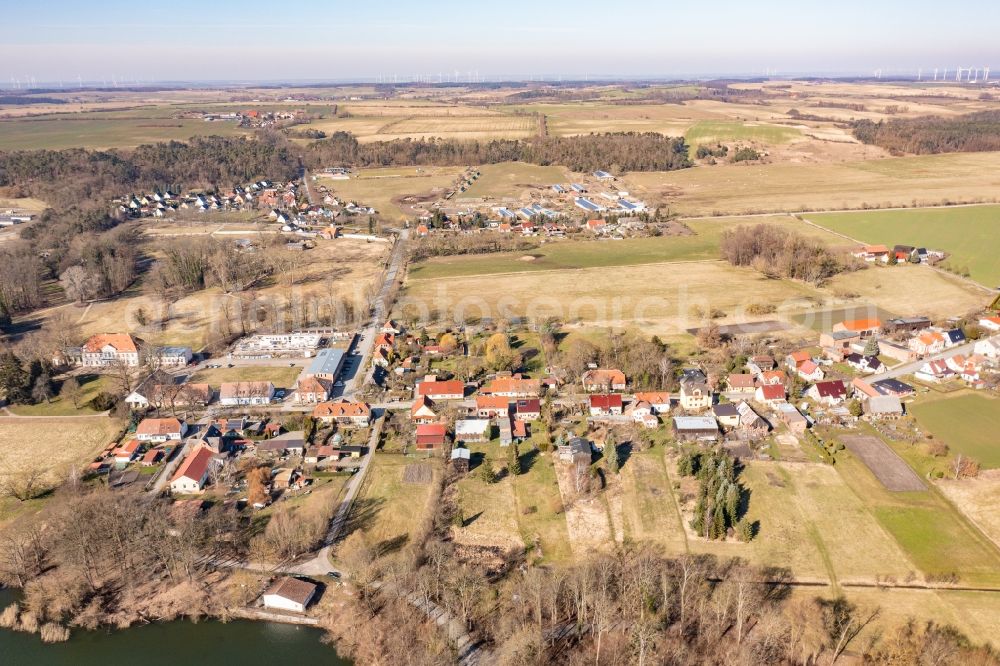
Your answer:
[984,67,991,82]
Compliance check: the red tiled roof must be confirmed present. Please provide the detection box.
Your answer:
[416,380,464,398]
[171,446,215,484]
[757,384,785,400]
[313,400,370,418]
[83,333,139,353]
[589,394,623,409]
[136,418,183,436]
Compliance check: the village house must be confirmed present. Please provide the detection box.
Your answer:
[410,396,439,424]
[852,244,890,263]
[712,403,740,429]
[785,350,812,371]
[679,377,712,412]
[80,333,142,367]
[476,395,510,418]
[219,381,275,406]
[415,377,465,400]
[415,423,448,451]
[481,374,542,398]
[581,368,627,392]
[796,360,825,382]
[292,376,331,404]
[974,337,1000,359]
[806,380,849,406]
[725,374,756,394]
[513,398,541,421]
[845,353,887,374]
[262,577,317,614]
[153,346,193,368]
[820,330,862,359]
[754,383,787,407]
[135,417,187,443]
[382,319,403,335]
[833,318,882,338]
[589,393,623,416]
[169,445,217,494]
[141,449,164,466]
[979,316,1000,332]
[757,369,787,386]
[113,439,142,464]
[870,378,916,398]
[256,431,306,458]
[909,330,947,356]
[558,437,593,464]
[746,355,776,376]
[734,401,769,437]
[455,419,491,443]
[915,359,954,383]
[127,382,212,411]
[313,400,372,427]
[672,416,719,442]
[633,391,671,413]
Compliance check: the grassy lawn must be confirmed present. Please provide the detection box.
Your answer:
[809,205,1000,286]
[350,454,441,549]
[834,449,1000,586]
[408,215,842,281]
[454,443,524,550]
[7,374,114,416]
[316,166,465,221]
[511,450,573,563]
[189,365,303,388]
[618,449,687,551]
[909,394,1000,468]
[461,162,567,199]
[685,120,801,148]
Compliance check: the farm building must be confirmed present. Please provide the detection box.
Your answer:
[455,419,491,443]
[450,447,471,473]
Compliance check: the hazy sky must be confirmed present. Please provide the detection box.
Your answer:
[4,0,998,82]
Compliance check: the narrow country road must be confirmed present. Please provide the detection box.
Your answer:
[876,338,985,380]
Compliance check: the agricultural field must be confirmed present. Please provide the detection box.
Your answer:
[0,416,123,487]
[808,205,1000,287]
[399,260,819,334]
[834,444,1000,586]
[316,166,466,221]
[0,115,249,151]
[684,120,802,148]
[624,152,1000,217]
[460,162,568,199]
[937,471,1000,550]
[909,394,1000,468]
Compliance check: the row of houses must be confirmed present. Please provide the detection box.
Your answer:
[114,180,300,218]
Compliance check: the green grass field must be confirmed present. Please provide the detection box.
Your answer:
[909,394,1000,468]
[685,120,801,148]
[834,446,1000,586]
[408,215,842,280]
[0,116,249,150]
[461,162,568,199]
[808,205,1000,287]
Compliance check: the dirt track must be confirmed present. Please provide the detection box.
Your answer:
[842,435,926,491]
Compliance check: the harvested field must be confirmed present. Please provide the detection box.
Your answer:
[820,265,988,319]
[0,417,123,487]
[402,463,433,484]
[400,260,820,335]
[841,435,926,491]
[623,152,1000,217]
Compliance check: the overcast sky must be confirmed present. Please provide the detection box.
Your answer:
[4,0,998,83]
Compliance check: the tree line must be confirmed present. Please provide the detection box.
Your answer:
[852,111,1000,155]
[305,131,693,172]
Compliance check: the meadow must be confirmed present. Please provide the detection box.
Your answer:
[808,205,1000,287]
[6,374,114,416]
[316,166,466,221]
[187,365,303,389]
[684,120,801,148]
[624,152,1000,217]
[909,394,1000,468]
[460,162,568,199]
[0,417,123,485]
[348,455,442,551]
[407,215,844,280]
[0,116,249,151]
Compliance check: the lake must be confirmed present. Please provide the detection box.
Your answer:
[0,589,349,666]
